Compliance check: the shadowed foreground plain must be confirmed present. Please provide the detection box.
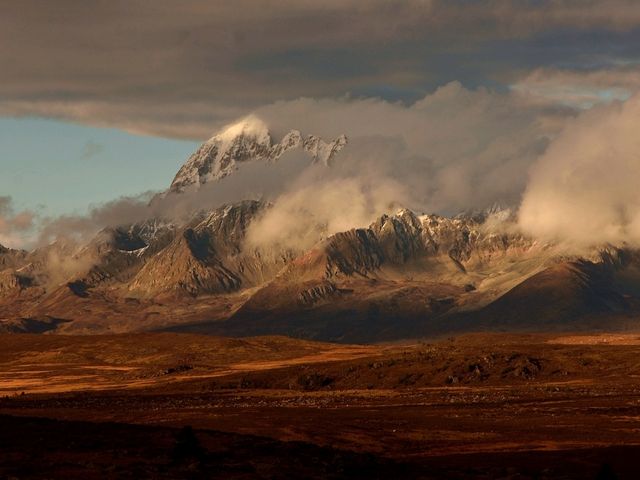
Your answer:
[2,332,640,478]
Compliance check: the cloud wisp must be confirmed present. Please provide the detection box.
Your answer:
[0,196,36,249]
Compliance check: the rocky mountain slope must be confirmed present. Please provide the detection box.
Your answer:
[128,200,294,298]
[3,119,640,340]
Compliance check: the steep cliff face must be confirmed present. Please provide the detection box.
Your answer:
[0,244,27,271]
[279,208,535,282]
[0,245,28,297]
[0,270,32,297]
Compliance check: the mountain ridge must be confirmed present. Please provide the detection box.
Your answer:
[3,119,640,341]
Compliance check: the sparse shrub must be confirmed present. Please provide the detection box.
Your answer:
[161,364,194,376]
[398,372,423,386]
[297,373,334,391]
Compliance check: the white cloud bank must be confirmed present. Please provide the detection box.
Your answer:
[9,79,640,253]
[16,81,563,251]
[519,92,640,246]
[235,82,566,251]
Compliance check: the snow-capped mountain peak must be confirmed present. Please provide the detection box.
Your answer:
[169,116,348,193]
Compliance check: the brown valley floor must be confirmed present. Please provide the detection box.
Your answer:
[2,332,640,479]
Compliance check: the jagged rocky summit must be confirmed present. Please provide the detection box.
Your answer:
[169,115,348,193]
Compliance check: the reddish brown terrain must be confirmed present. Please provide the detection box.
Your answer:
[2,332,640,478]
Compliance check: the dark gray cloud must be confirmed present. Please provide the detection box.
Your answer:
[3,1,640,138]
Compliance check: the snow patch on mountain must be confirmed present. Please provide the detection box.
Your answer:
[303,134,348,166]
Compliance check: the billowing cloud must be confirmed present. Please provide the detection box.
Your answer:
[11,78,640,255]
[29,81,566,250]
[244,174,409,252]
[255,82,566,215]
[519,92,640,246]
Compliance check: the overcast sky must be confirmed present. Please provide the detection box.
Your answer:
[3,1,640,137]
[3,1,640,247]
